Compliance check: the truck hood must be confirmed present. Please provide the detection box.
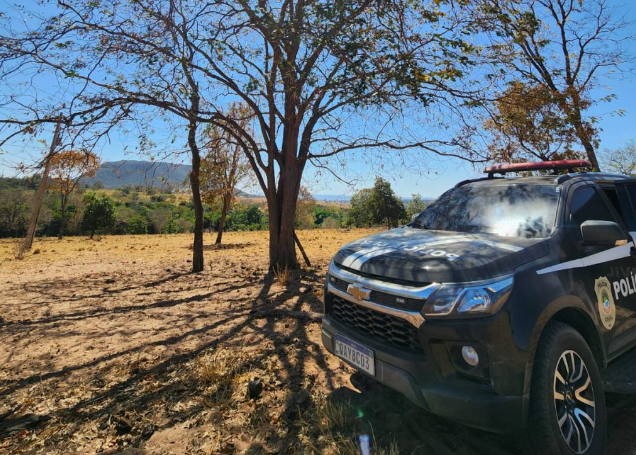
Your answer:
[333,227,549,284]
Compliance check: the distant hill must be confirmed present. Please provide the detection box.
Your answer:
[81,160,262,197]
[82,160,192,189]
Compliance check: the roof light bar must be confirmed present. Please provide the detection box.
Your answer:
[484,160,591,178]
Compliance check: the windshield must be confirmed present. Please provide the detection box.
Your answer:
[412,184,559,239]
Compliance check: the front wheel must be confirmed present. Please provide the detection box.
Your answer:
[529,322,606,455]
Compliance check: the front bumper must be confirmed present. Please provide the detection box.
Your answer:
[322,308,528,432]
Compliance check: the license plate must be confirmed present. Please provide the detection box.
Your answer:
[334,334,375,376]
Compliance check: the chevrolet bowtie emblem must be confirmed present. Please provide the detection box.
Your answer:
[347,283,371,301]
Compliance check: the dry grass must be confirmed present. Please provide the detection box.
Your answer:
[195,351,250,407]
[319,399,354,432]
[286,394,401,455]
[273,264,292,286]
[0,229,381,271]
[0,228,540,455]
[196,351,247,384]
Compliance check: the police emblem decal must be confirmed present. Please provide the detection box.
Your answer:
[595,276,616,330]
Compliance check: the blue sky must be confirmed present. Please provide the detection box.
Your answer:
[1,0,635,199]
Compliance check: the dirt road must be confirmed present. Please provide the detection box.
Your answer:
[1,231,635,454]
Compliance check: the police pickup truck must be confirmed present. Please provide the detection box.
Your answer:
[322,160,636,455]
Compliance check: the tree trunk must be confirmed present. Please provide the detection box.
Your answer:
[24,120,62,250]
[272,209,297,268]
[189,127,204,273]
[215,193,231,245]
[58,193,67,240]
[581,138,600,172]
[573,118,600,171]
[565,91,601,171]
[266,193,297,270]
[190,145,203,273]
[265,152,301,269]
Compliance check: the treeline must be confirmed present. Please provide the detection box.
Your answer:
[0,176,427,238]
[0,178,347,238]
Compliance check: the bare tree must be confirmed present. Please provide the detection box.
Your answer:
[22,120,62,250]
[603,139,636,175]
[475,0,634,170]
[48,149,100,239]
[200,105,252,245]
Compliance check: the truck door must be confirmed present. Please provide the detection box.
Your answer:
[603,181,636,353]
[566,183,636,356]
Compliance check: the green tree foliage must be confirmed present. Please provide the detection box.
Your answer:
[81,194,116,238]
[349,189,374,228]
[0,178,44,237]
[348,179,407,229]
[0,181,353,238]
[0,189,30,237]
[224,204,267,232]
[314,205,344,229]
[369,177,407,229]
[406,194,428,220]
[126,215,148,235]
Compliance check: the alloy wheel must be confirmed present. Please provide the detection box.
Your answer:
[553,350,596,454]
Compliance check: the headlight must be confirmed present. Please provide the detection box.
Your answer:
[422,276,513,318]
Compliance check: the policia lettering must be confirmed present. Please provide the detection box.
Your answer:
[612,272,636,301]
[595,276,616,330]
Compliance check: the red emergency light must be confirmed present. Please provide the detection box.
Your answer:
[484,160,592,178]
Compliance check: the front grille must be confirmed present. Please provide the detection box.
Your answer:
[328,275,426,312]
[329,295,424,353]
[368,290,425,311]
[329,275,350,293]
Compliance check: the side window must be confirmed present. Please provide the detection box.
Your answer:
[568,186,618,241]
[626,185,636,205]
[622,185,636,230]
[601,187,622,218]
[601,186,630,228]
[615,185,636,230]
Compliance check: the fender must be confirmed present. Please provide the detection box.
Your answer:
[520,294,606,421]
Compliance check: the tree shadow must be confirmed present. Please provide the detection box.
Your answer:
[0,261,334,452]
[1,260,532,453]
[5,259,635,454]
[0,280,257,329]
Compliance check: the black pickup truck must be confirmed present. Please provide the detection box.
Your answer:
[322,160,636,455]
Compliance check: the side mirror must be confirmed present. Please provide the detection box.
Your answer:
[581,220,627,246]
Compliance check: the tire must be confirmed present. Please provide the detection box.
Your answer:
[529,322,606,455]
